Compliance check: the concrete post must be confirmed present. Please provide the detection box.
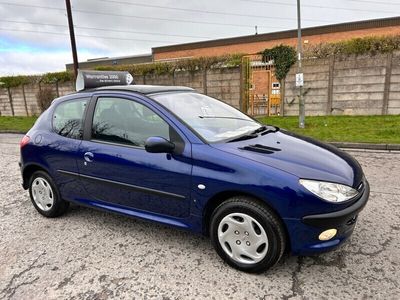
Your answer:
[172,69,176,86]
[382,52,393,115]
[203,69,208,95]
[326,55,335,115]
[55,81,60,97]
[280,80,285,116]
[7,87,14,116]
[239,63,244,112]
[21,84,29,116]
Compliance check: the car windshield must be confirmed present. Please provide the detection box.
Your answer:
[151,92,261,142]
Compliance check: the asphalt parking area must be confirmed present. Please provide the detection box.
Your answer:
[0,133,399,299]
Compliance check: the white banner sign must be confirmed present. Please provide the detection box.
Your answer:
[296,73,304,87]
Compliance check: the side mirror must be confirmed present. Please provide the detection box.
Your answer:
[145,136,175,153]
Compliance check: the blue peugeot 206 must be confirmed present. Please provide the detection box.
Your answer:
[20,71,369,273]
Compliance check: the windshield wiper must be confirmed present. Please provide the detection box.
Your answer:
[251,125,267,134]
[198,116,254,122]
[227,133,258,143]
[227,125,278,143]
[251,125,278,135]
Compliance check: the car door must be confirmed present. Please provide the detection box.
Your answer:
[76,94,192,218]
[47,97,90,202]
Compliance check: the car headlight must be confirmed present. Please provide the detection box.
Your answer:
[299,179,358,203]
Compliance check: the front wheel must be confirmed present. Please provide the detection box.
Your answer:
[29,170,69,218]
[210,197,286,273]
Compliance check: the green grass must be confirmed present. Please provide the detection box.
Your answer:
[0,115,399,144]
[258,115,400,144]
[0,116,38,133]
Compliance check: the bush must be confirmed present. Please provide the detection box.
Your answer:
[95,54,244,76]
[41,71,74,84]
[0,71,73,89]
[260,45,297,81]
[304,35,400,58]
[0,75,34,88]
[36,87,56,112]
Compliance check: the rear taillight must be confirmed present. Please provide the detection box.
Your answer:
[20,135,30,148]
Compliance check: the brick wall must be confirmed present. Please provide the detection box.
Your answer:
[154,26,400,60]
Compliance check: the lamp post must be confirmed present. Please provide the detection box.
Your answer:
[297,0,305,128]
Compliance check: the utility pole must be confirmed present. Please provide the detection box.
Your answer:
[297,0,305,128]
[65,0,79,78]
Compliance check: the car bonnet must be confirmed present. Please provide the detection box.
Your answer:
[211,129,364,188]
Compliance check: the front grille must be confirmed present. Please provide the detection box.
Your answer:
[346,215,358,226]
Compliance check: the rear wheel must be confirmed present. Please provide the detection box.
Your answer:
[29,171,69,217]
[210,196,286,273]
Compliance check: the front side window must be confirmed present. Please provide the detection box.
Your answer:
[151,92,261,142]
[92,97,170,147]
[53,98,88,139]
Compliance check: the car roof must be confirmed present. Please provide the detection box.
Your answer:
[84,84,195,95]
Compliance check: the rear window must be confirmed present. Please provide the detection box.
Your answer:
[53,98,88,139]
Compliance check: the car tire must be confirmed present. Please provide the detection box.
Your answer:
[28,170,69,218]
[210,196,286,273]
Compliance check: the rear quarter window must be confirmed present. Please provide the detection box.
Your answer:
[53,98,88,139]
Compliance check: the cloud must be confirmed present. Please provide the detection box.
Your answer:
[0,49,104,76]
[0,0,398,75]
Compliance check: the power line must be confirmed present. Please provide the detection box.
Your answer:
[99,0,325,22]
[0,21,300,44]
[0,2,65,11]
[72,9,297,28]
[346,0,400,6]
[0,20,66,28]
[0,27,177,44]
[76,25,210,39]
[241,0,399,14]
[74,9,300,28]
[0,1,335,26]
[0,20,212,39]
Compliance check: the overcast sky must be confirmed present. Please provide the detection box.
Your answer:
[0,0,399,76]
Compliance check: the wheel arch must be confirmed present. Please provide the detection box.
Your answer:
[22,163,50,189]
[202,190,290,252]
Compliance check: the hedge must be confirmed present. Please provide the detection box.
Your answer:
[0,55,243,88]
[0,71,74,88]
[304,35,400,58]
[95,54,244,75]
[2,35,400,88]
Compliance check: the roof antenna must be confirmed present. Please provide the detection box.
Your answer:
[255,25,258,35]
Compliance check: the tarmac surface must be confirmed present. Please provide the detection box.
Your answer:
[0,133,399,300]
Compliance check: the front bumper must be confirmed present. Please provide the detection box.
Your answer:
[286,181,370,255]
[302,180,370,228]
